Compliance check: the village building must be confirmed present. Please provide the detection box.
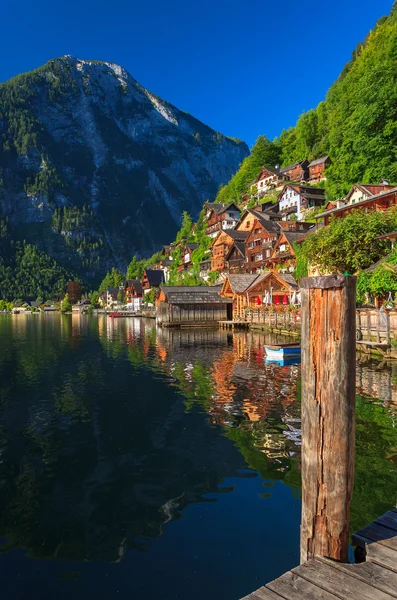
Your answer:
[220,274,259,319]
[156,286,232,326]
[103,287,119,307]
[280,160,309,182]
[211,230,249,272]
[278,220,313,233]
[141,269,165,293]
[249,166,288,197]
[245,217,281,274]
[205,202,241,238]
[178,242,199,272]
[225,241,246,273]
[308,156,331,183]
[267,231,310,272]
[199,256,212,280]
[235,208,280,234]
[315,186,397,226]
[125,279,143,310]
[245,271,299,308]
[278,184,326,220]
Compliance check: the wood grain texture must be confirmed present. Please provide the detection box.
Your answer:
[267,571,340,599]
[300,276,356,563]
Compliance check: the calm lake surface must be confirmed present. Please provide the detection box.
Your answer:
[0,315,397,599]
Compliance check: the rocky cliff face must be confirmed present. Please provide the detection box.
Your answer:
[0,56,248,279]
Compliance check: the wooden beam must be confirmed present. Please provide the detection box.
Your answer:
[300,275,356,563]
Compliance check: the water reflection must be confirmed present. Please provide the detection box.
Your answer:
[0,315,397,593]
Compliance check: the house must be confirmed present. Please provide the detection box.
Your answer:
[308,156,331,183]
[141,269,165,292]
[106,287,119,307]
[267,231,310,272]
[245,217,281,274]
[245,271,299,307]
[250,166,289,197]
[315,186,397,227]
[125,279,143,310]
[72,298,91,313]
[280,160,309,182]
[181,242,199,270]
[156,285,232,326]
[205,202,241,238]
[220,274,259,319]
[278,220,313,233]
[225,241,246,273]
[235,208,280,234]
[199,257,212,280]
[278,184,326,220]
[211,230,249,272]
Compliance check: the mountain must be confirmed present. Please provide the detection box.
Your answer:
[0,56,248,283]
[216,5,397,205]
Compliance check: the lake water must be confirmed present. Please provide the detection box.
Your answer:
[0,315,397,599]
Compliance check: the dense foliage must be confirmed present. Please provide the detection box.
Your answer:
[299,209,397,275]
[0,220,77,300]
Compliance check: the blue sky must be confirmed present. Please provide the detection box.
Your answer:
[1,0,393,147]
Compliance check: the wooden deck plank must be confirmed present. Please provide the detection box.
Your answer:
[241,587,283,600]
[293,559,395,600]
[317,557,397,598]
[355,536,397,573]
[266,571,340,599]
[352,522,397,551]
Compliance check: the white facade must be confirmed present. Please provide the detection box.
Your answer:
[279,188,302,218]
[347,187,368,205]
[126,297,142,311]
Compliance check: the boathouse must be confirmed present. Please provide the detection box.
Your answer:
[156,286,232,326]
[220,274,259,319]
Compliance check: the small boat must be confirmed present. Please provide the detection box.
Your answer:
[265,343,301,360]
[109,312,124,318]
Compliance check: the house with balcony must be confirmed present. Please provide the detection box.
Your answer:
[225,241,246,273]
[125,279,143,310]
[267,231,310,273]
[280,159,309,182]
[205,202,241,238]
[308,156,331,183]
[250,166,289,198]
[141,269,165,293]
[211,230,249,273]
[314,185,397,226]
[245,217,281,274]
[235,208,280,234]
[278,184,326,220]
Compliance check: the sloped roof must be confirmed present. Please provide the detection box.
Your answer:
[144,270,165,286]
[315,187,397,219]
[225,274,259,293]
[160,286,231,304]
[246,271,299,292]
[249,210,281,234]
[225,230,250,241]
[364,254,392,273]
[130,279,143,295]
[226,241,246,260]
[186,242,199,251]
[308,156,330,167]
[279,274,299,288]
[280,160,308,173]
[283,231,310,246]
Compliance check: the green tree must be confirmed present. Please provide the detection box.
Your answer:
[61,293,72,313]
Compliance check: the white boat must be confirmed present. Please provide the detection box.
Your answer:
[265,343,301,360]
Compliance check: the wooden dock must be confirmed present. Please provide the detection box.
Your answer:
[243,508,397,600]
[219,320,249,330]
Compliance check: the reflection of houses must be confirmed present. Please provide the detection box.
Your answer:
[142,269,165,292]
[278,184,326,220]
[267,231,309,272]
[315,185,397,226]
[211,230,249,272]
[308,156,331,183]
[156,286,232,326]
[205,202,241,238]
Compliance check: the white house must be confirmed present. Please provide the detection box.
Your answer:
[278,184,326,220]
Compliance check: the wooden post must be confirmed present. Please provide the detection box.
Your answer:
[376,309,381,343]
[300,275,356,564]
[367,311,371,341]
[386,311,391,345]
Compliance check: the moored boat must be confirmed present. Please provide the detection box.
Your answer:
[265,343,301,360]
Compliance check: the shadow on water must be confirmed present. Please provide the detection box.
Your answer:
[0,315,396,599]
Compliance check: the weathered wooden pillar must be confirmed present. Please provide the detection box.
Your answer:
[300,275,356,564]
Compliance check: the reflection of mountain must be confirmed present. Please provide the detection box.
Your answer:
[1,317,397,564]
